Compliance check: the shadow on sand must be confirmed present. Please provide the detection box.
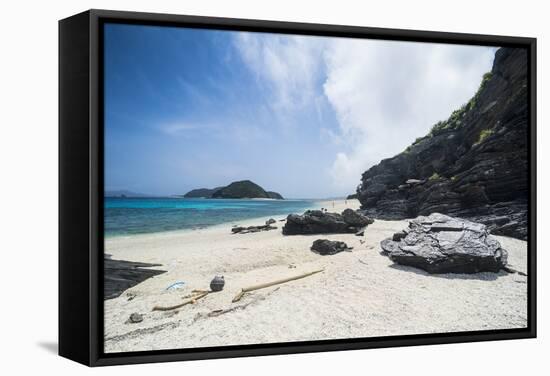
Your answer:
[388,264,507,281]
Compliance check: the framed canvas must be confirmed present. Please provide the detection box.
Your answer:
[59,9,537,366]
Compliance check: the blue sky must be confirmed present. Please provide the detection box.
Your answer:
[104,23,497,198]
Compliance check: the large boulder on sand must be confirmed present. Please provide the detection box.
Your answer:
[380,213,508,274]
[342,208,374,227]
[311,239,353,255]
[283,209,374,235]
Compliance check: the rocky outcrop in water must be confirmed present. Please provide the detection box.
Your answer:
[283,209,373,235]
[356,48,528,240]
[380,213,508,274]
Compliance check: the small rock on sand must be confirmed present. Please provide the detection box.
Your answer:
[210,276,225,292]
[128,312,143,324]
[311,239,353,256]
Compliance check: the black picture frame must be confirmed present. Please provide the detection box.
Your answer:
[59,9,537,367]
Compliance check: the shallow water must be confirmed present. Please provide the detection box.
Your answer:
[104,197,319,237]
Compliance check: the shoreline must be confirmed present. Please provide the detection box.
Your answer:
[104,198,527,353]
[104,198,354,240]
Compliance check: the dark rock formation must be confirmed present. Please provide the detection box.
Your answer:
[282,209,374,235]
[342,208,374,227]
[231,224,277,234]
[184,180,284,199]
[346,193,358,200]
[104,255,166,300]
[311,239,353,255]
[356,48,528,239]
[380,213,508,274]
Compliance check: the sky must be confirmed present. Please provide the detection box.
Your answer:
[104,23,497,199]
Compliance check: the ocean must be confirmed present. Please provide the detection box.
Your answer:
[104,197,320,237]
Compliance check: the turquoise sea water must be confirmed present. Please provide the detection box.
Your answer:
[104,197,319,237]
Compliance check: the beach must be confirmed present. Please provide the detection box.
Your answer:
[104,199,528,353]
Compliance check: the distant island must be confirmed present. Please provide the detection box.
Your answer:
[183,180,284,199]
[182,187,224,198]
[105,190,150,198]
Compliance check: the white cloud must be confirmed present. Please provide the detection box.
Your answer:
[160,122,201,135]
[234,32,324,111]
[322,40,496,190]
[159,121,269,146]
[234,33,496,194]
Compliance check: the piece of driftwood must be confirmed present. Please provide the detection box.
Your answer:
[104,254,166,300]
[152,291,209,311]
[179,289,210,299]
[232,269,324,302]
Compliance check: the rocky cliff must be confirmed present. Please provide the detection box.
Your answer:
[356,47,529,239]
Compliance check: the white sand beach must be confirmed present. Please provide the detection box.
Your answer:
[104,199,528,353]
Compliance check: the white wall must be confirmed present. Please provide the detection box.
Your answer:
[0,0,547,374]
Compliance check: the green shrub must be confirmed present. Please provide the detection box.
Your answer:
[482,72,493,85]
[476,128,494,145]
[428,71,493,137]
[430,121,448,135]
[469,72,493,110]
[429,172,440,181]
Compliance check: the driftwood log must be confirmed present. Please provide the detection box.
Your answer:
[152,291,209,311]
[232,269,324,302]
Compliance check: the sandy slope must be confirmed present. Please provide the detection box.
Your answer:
[103,199,527,353]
